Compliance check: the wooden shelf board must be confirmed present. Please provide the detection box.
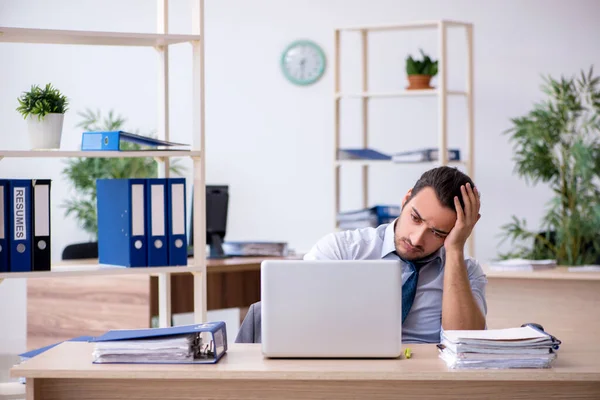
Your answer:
[337,20,472,32]
[0,27,200,47]
[0,150,200,159]
[336,90,467,99]
[0,264,205,279]
[336,160,466,167]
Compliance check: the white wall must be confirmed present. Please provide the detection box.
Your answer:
[1,0,599,353]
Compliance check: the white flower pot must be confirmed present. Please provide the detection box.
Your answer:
[27,113,64,150]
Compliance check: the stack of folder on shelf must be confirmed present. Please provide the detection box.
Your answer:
[438,326,561,369]
[91,322,228,364]
[222,241,289,257]
[0,179,51,273]
[392,147,461,163]
[487,258,557,272]
[337,205,400,230]
[97,178,187,268]
[337,148,391,161]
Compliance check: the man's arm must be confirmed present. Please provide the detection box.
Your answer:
[303,232,349,260]
[235,302,256,343]
[442,249,486,330]
[442,182,486,330]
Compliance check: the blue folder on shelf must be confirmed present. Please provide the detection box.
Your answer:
[91,322,228,364]
[167,178,187,266]
[8,179,32,272]
[97,178,148,267]
[337,148,391,160]
[81,131,189,151]
[0,180,9,273]
[146,178,169,267]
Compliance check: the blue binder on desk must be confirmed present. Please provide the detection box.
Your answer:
[167,178,187,266]
[8,180,32,272]
[97,179,148,267]
[19,336,95,360]
[0,180,9,272]
[146,178,168,267]
[91,322,228,364]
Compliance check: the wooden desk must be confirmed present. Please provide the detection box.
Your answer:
[484,267,600,343]
[12,342,600,399]
[150,256,296,315]
[28,257,293,351]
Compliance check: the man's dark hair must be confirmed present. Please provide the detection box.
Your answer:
[409,166,475,211]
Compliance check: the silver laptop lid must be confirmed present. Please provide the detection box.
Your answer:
[261,259,403,358]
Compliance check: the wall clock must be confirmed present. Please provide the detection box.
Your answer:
[281,40,326,86]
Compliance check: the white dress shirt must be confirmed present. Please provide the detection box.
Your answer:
[304,220,488,343]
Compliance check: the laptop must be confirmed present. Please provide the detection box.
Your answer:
[260,259,403,358]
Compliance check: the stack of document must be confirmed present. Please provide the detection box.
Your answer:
[337,148,391,160]
[392,148,460,163]
[93,335,200,363]
[337,205,400,230]
[438,326,560,369]
[92,322,228,364]
[487,258,556,272]
[222,241,289,257]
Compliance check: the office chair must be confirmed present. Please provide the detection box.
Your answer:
[61,242,98,260]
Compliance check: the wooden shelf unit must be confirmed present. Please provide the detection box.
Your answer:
[0,0,208,329]
[333,19,475,256]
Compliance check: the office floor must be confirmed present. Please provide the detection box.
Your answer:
[0,355,19,383]
[0,354,24,400]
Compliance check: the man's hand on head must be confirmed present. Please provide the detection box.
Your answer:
[444,183,480,255]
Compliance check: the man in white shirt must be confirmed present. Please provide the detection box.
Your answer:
[236,166,486,344]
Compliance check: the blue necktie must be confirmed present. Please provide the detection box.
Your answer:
[402,262,419,323]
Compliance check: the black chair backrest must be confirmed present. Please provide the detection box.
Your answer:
[61,242,98,260]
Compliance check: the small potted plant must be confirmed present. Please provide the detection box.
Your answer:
[405,49,438,90]
[16,83,69,149]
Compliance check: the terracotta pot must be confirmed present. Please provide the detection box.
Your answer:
[406,74,434,90]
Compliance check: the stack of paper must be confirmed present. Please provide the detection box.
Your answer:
[93,335,200,363]
[91,322,228,364]
[392,148,460,163]
[438,326,560,369]
[222,241,289,257]
[336,205,400,230]
[487,258,556,271]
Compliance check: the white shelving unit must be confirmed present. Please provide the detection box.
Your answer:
[334,20,475,257]
[0,0,207,329]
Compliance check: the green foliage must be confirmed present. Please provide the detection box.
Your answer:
[498,67,600,265]
[16,83,69,120]
[62,109,186,240]
[406,49,438,76]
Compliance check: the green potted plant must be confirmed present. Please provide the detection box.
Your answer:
[405,49,438,90]
[498,67,600,266]
[16,83,69,149]
[61,109,185,258]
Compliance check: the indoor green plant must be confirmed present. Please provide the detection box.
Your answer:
[16,83,69,149]
[405,49,438,90]
[498,67,600,266]
[62,108,185,243]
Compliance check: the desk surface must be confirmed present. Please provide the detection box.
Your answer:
[12,342,600,382]
[54,256,297,275]
[482,266,600,281]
